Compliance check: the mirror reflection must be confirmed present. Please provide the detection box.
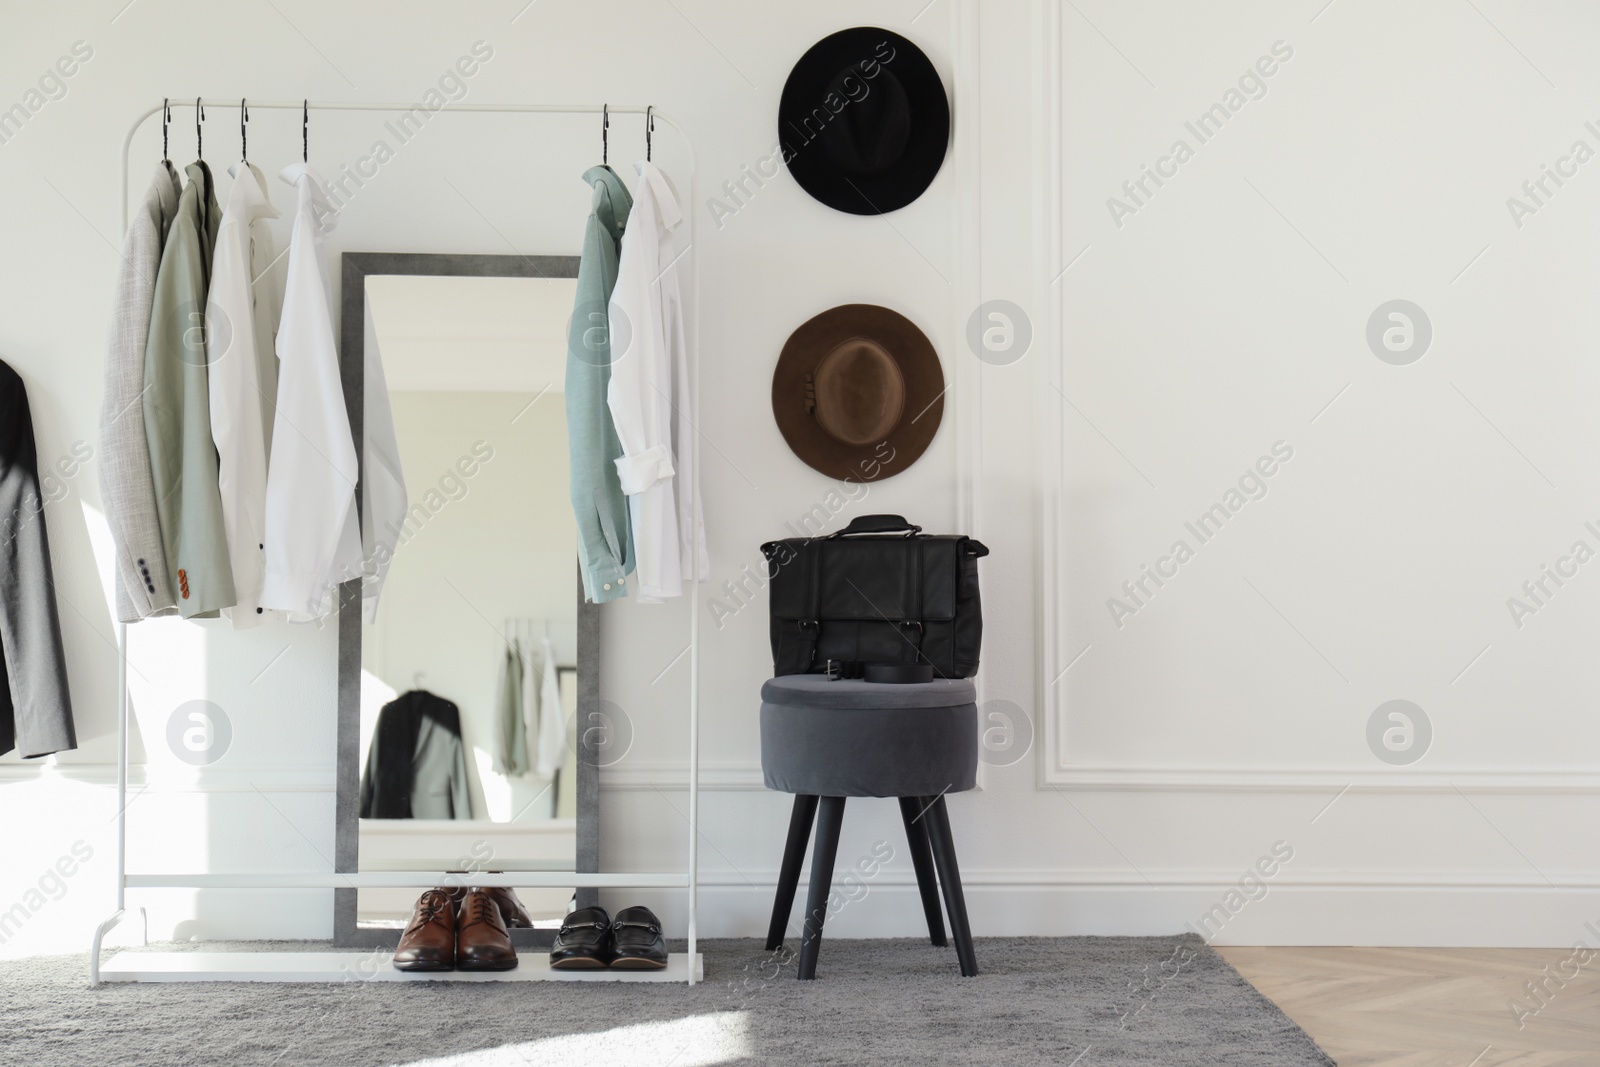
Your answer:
[355,273,581,925]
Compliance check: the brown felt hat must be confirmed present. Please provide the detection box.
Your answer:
[771,304,944,482]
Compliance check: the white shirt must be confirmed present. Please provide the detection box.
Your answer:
[259,163,358,619]
[535,636,564,778]
[352,301,407,622]
[606,161,707,600]
[206,161,279,628]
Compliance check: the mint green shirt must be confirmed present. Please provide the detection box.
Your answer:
[566,166,636,602]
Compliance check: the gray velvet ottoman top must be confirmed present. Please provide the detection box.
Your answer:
[761,675,977,708]
[760,675,978,798]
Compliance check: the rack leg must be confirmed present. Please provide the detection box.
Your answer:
[88,909,127,988]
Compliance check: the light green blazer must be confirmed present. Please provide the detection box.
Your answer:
[142,162,236,617]
[566,165,636,603]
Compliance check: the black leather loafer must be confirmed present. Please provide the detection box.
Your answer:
[610,906,668,970]
[549,906,613,969]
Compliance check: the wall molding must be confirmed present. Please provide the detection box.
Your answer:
[17,761,1596,794]
[0,762,330,792]
[1027,3,1599,798]
[1041,765,1600,793]
[682,867,1600,890]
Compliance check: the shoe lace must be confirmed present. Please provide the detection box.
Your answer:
[468,893,496,926]
[412,891,449,929]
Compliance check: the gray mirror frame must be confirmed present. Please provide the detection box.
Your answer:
[333,251,597,949]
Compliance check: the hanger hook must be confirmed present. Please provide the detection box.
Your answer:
[303,99,308,162]
[195,97,204,159]
[646,105,654,162]
[161,98,170,163]
[602,103,608,165]
[240,98,248,162]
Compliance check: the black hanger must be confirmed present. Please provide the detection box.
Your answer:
[302,99,308,162]
[240,98,248,162]
[646,105,654,162]
[602,103,608,165]
[195,97,204,158]
[161,98,170,163]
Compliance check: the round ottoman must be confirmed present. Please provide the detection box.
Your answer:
[759,674,979,979]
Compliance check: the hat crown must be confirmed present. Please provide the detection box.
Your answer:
[812,337,905,446]
[817,66,911,175]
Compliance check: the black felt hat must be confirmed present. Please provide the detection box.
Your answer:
[778,27,950,215]
[772,304,944,482]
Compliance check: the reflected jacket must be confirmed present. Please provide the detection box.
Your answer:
[360,690,472,819]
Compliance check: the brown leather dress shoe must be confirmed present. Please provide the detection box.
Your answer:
[393,889,456,971]
[444,880,535,928]
[456,887,519,971]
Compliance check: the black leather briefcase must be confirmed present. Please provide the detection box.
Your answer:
[760,515,989,678]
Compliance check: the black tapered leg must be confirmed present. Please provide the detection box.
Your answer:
[898,796,948,947]
[796,795,846,980]
[923,795,978,977]
[765,794,819,951]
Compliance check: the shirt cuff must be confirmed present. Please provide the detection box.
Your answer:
[614,445,675,496]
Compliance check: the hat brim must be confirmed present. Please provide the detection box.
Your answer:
[778,27,950,215]
[772,304,944,482]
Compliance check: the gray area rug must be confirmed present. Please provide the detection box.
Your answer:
[3,935,1332,1066]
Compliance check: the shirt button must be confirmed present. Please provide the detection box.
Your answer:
[602,583,611,590]
[618,578,625,585]
[256,608,264,615]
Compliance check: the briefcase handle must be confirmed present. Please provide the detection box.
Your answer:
[827,514,923,539]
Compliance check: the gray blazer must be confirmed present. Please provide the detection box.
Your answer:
[0,359,77,758]
[100,162,181,622]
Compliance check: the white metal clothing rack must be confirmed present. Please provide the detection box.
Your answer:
[90,98,703,986]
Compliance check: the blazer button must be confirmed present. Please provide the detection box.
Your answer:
[256,608,264,614]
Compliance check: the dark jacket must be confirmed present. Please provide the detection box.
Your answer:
[0,359,76,758]
[359,690,472,819]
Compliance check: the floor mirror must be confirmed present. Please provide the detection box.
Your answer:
[333,252,599,948]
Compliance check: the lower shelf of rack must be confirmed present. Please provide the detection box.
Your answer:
[99,951,703,983]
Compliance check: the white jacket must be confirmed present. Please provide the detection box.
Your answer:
[206,161,279,628]
[260,163,357,619]
[606,161,707,600]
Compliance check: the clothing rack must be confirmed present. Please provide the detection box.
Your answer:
[501,617,576,673]
[92,99,702,986]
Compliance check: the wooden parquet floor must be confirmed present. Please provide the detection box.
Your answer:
[1217,947,1600,1066]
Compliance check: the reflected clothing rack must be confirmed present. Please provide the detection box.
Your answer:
[94,98,702,986]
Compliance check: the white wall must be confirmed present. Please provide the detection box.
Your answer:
[3,0,1599,959]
